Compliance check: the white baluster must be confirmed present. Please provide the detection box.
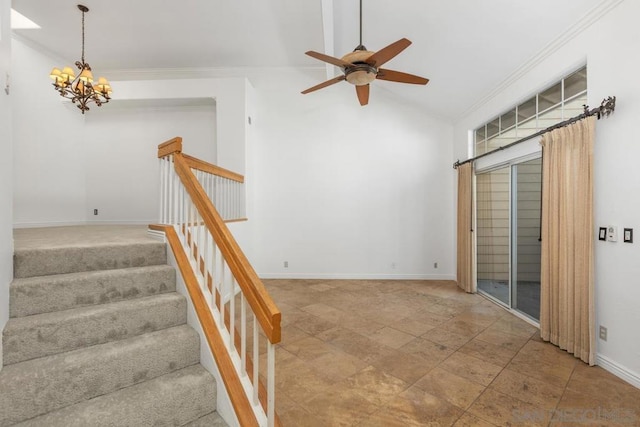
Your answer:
[208,173,212,201]
[166,158,171,223]
[159,159,164,224]
[216,176,221,214]
[173,165,179,227]
[219,253,225,325]
[236,181,240,220]
[241,293,247,374]
[181,187,187,246]
[196,210,202,285]
[190,202,196,261]
[252,313,259,405]
[228,180,231,220]
[203,229,209,293]
[230,278,236,351]
[267,342,275,427]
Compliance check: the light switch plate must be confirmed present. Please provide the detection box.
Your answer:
[598,227,607,241]
[623,228,633,243]
[607,226,618,242]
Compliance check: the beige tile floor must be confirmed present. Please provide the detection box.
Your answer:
[260,279,640,427]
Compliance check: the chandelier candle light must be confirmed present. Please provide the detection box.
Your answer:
[49,4,111,114]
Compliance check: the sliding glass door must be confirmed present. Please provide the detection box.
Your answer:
[476,157,542,322]
[477,166,510,305]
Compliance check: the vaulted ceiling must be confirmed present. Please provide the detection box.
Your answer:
[12,0,607,119]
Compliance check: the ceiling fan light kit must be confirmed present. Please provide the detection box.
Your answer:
[302,0,429,106]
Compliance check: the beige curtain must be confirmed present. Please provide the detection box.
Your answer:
[456,162,476,293]
[540,116,596,365]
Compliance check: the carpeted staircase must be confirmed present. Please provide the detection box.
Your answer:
[0,230,226,426]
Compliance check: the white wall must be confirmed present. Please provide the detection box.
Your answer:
[12,38,224,226]
[453,0,640,385]
[112,78,249,174]
[83,101,216,224]
[12,37,86,226]
[244,70,455,279]
[0,0,13,370]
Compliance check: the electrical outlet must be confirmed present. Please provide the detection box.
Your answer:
[434,262,438,269]
[283,261,288,268]
[93,209,98,215]
[599,326,607,341]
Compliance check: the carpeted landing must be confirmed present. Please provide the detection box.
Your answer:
[1,225,227,426]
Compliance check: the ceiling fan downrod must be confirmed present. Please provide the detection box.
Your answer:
[355,0,366,51]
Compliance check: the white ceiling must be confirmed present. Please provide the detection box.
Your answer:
[12,0,607,120]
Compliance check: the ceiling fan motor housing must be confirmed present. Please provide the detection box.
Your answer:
[341,50,377,86]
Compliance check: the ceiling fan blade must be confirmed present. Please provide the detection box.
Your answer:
[301,75,346,94]
[376,69,429,85]
[356,84,369,106]
[305,51,354,68]
[365,38,412,67]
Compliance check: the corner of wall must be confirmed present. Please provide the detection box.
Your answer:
[0,0,14,373]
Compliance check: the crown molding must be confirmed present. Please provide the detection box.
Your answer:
[456,0,625,121]
[103,66,325,82]
[11,32,71,64]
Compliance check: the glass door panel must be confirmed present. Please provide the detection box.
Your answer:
[512,158,542,320]
[476,166,510,305]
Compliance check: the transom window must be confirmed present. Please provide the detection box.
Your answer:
[474,66,587,156]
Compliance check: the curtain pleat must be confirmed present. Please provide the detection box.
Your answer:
[456,162,476,293]
[540,116,596,365]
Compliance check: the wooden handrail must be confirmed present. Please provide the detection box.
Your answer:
[157,137,244,183]
[180,225,280,426]
[172,153,281,344]
[182,153,245,183]
[150,224,259,427]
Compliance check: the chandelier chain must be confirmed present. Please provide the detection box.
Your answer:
[81,8,85,64]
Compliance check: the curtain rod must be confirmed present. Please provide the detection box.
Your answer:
[453,96,616,169]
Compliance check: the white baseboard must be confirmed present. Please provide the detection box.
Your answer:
[258,273,456,280]
[14,220,156,229]
[146,228,167,242]
[13,221,88,229]
[85,220,156,225]
[596,354,640,389]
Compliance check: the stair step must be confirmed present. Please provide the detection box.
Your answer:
[0,325,201,426]
[13,241,167,279]
[3,293,186,365]
[184,412,228,427]
[10,265,176,317]
[13,365,218,427]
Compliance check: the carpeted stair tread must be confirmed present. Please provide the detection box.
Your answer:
[13,241,167,278]
[0,325,201,426]
[3,292,186,365]
[13,365,218,427]
[10,265,176,317]
[184,411,228,426]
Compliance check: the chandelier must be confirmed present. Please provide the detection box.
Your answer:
[49,5,111,114]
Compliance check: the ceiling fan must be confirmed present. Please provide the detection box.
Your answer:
[302,0,429,106]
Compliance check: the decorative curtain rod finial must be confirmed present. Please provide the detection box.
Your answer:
[598,96,616,119]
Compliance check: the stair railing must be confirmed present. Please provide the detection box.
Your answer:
[155,137,281,427]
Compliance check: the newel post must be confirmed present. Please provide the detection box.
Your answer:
[157,137,183,158]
